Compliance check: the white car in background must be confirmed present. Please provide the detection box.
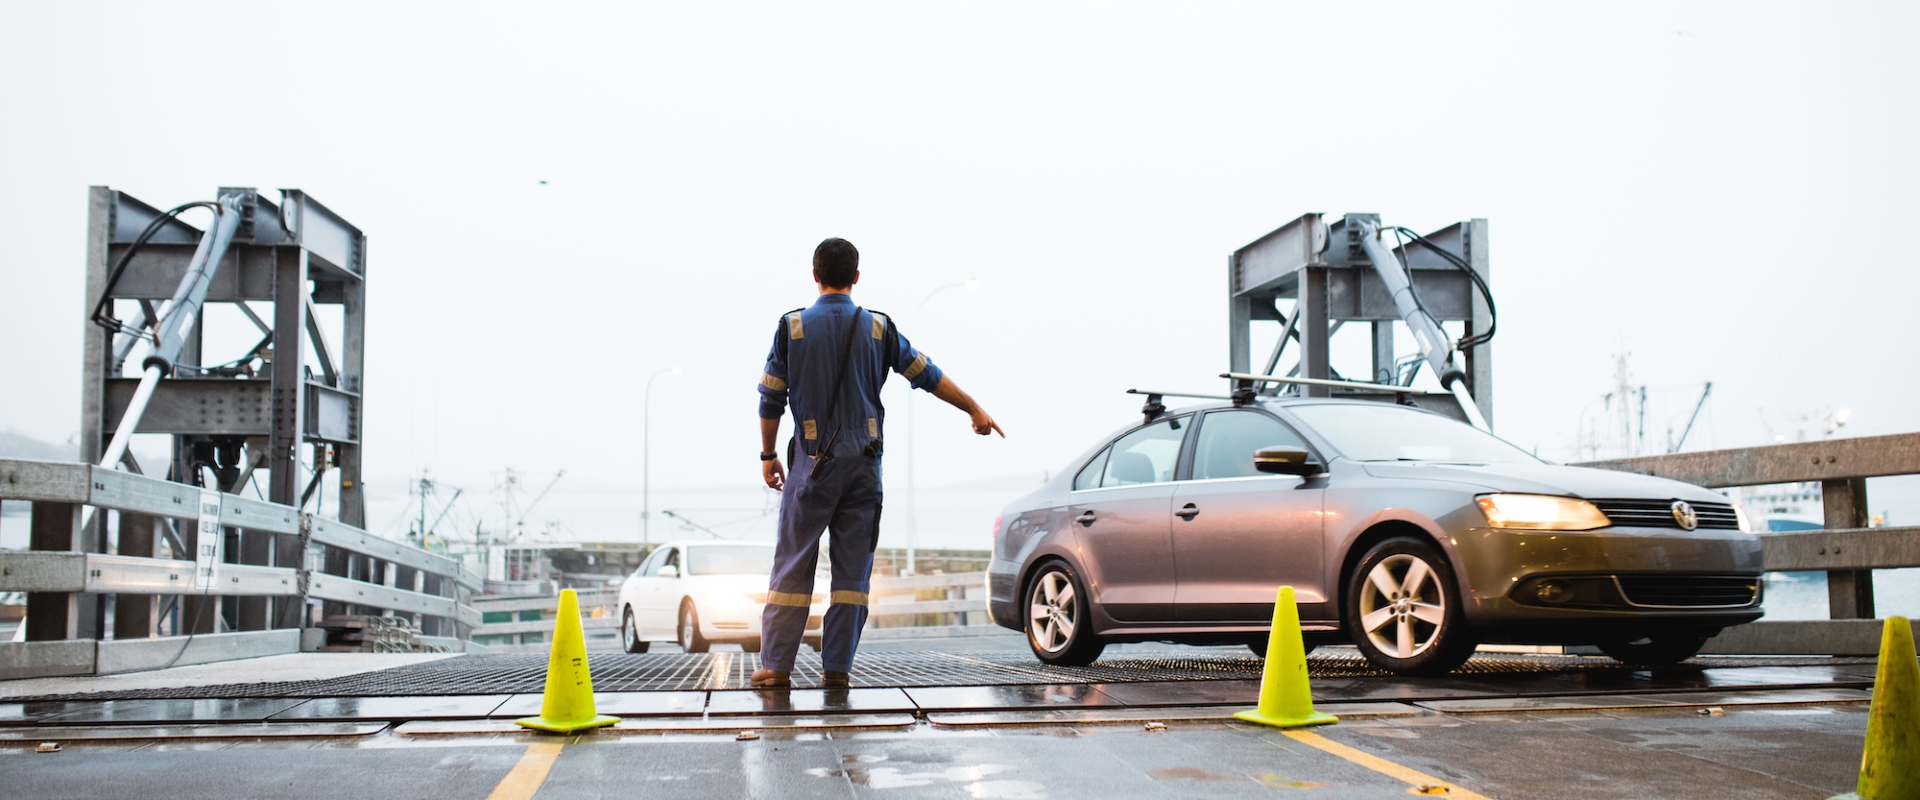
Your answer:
[618,541,825,653]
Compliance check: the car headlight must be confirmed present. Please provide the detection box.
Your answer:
[1475,494,1611,531]
[1733,506,1754,533]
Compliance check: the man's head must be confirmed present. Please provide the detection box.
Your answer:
[813,238,859,291]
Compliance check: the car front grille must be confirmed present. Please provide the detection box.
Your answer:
[1591,499,1742,530]
[1615,574,1760,608]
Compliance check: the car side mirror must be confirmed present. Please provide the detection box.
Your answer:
[658,565,679,579]
[1253,446,1320,476]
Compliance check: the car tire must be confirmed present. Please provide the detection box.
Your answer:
[678,600,711,653]
[742,637,762,653]
[621,607,650,654]
[1344,538,1476,676]
[1598,632,1710,666]
[1025,561,1105,666]
[804,638,822,653]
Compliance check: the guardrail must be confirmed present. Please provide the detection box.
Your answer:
[469,589,621,653]
[0,458,482,678]
[866,571,994,639]
[1579,432,1920,655]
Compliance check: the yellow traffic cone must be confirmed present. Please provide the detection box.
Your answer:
[1855,616,1919,799]
[1234,585,1336,729]
[515,589,620,733]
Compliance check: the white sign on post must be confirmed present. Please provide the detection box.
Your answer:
[194,489,223,590]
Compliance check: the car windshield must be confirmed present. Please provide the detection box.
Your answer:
[1287,403,1539,464]
[685,545,776,575]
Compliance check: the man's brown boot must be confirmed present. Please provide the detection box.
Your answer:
[750,669,791,688]
[822,670,850,688]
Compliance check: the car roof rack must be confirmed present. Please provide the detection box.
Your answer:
[1125,389,1231,423]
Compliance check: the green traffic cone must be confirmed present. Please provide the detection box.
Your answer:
[1856,616,1919,799]
[515,589,620,733]
[1233,585,1336,729]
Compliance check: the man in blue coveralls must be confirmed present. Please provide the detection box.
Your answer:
[752,238,1004,688]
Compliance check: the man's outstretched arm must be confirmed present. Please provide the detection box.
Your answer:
[930,375,1005,437]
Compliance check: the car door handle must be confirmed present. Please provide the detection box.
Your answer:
[1175,503,1200,521]
[1076,511,1096,527]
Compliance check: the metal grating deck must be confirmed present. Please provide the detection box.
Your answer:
[7,650,1871,702]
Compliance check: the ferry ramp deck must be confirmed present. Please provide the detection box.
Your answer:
[0,636,1883,799]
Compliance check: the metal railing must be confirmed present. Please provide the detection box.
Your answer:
[469,589,621,653]
[866,571,994,639]
[1579,432,1920,655]
[0,458,482,678]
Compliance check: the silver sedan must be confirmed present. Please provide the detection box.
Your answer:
[986,399,1764,675]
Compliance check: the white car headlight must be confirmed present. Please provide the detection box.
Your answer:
[1475,494,1611,531]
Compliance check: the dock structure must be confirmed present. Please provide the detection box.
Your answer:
[0,200,1913,797]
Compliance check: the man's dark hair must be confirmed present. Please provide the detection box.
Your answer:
[813,238,859,289]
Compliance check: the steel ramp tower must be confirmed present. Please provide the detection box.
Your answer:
[78,186,369,639]
[1227,213,1493,427]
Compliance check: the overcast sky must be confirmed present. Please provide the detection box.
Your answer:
[4,2,1918,551]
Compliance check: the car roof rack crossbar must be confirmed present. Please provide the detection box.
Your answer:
[1219,372,1409,393]
[1125,388,1233,423]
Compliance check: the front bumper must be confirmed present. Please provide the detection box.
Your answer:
[701,601,827,642]
[1449,525,1765,628]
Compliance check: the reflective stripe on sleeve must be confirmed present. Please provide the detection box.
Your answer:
[868,418,878,437]
[902,353,928,380]
[829,590,869,606]
[767,591,813,607]
[803,420,818,440]
[760,373,787,391]
[787,313,805,339]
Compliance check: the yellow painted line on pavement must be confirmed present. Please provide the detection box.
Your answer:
[1284,730,1494,799]
[486,742,564,800]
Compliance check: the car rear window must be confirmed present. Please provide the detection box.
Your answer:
[1101,416,1187,487]
[687,545,776,575]
[1287,404,1538,464]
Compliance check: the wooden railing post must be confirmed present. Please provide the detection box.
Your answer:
[25,501,81,641]
[113,512,159,639]
[1823,478,1873,619]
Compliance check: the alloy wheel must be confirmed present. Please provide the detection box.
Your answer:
[1028,570,1077,653]
[1356,553,1448,659]
[679,606,695,650]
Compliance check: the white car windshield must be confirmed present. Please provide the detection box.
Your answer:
[686,545,776,575]
[1288,403,1539,464]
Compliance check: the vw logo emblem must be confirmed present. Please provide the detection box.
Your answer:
[1670,501,1698,531]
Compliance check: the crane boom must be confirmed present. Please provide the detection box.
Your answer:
[514,470,566,527]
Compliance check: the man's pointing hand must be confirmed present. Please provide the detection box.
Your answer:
[970,408,1005,438]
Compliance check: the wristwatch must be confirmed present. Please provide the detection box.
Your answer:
[760,452,778,462]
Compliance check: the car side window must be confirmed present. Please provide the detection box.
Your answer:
[1192,410,1308,480]
[1073,446,1111,491]
[650,547,681,576]
[636,547,668,576]
[1101,416,1188,487]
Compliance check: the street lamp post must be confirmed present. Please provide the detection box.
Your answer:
[905,277,976,576]
[643,366,682,548]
